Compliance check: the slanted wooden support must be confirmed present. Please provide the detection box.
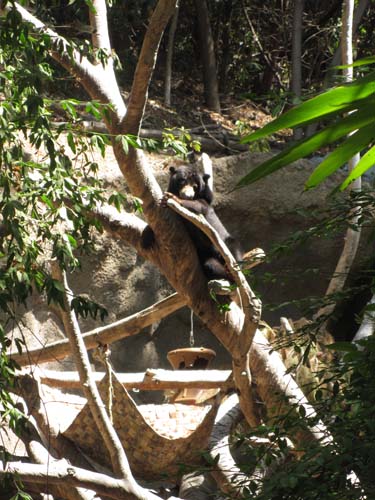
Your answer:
[10,292,185,367]
[23,368,234,391]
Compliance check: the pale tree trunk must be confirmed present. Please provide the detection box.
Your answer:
[306,0,369,136]
[193,0,221,113]
[291,0,304,141]
[328,0,370,79]
[164,0,180,107]
[316,0,361,322]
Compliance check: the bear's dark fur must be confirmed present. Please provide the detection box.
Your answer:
[141,165,243,281]
[164,165,243,281]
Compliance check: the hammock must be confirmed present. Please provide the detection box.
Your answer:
[63,372,218,480]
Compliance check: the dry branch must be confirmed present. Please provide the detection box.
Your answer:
[14,373,96,474]
[53,120,249,153]
[165,197,261,358]
[10,292,185,366]
[0,461,165,500]
[50,263,162,500]
[19,418,95,500]
[209,393,247,496]
[121,0,177,135]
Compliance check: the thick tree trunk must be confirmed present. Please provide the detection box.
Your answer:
[193,0,221,113]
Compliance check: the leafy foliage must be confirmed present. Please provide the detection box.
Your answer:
[239,70,375,191]
[227,334,375,500]
[0,4,119,437]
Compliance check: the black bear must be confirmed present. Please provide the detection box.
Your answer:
[162,165,243,281]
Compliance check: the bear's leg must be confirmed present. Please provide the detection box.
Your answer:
[203,257,230,281]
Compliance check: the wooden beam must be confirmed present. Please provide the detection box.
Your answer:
[25,368,234,391]
[10,293,185,367]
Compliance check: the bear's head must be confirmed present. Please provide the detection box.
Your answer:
[168,166,210,201]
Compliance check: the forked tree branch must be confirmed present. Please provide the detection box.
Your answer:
[18,417,94,500]
[165,197,262,426]
[49,263,162,500]
[0,461,162,500]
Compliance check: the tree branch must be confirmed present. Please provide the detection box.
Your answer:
[24,368,234,391]
[18,417,95,500]
[49,263,161,500]
[121,0,178,135]
[209,393,248,495]
[89,0,112,52]
[10,292,184,366]
[165,197,262,426]
[15,373,96,475]
[0,461,169,500]
[165,197,261,357]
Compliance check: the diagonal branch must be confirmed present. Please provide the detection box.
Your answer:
[165,197,262,426]
[90,0,112,52]
[10,293,185,366]
[165,197,262,357]
[121,0,178,135]
[17,415,94,500]
[49,263,161,500]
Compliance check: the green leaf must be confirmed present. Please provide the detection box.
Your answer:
[340,144,375,190]
[67,131,76,154]
[52,279,65,292]
[326,341,358,353]
[335,56,375,69]
[121,135,129,154]
[241,72,375,143]
[236,106,375,187]
[306,122,375,188]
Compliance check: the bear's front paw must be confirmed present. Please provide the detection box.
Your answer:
[161,192,180,207]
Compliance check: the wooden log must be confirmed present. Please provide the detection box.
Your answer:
[10,293,185,367]
[25,368,234,391]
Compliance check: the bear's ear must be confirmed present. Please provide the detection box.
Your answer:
[169,166,177,174]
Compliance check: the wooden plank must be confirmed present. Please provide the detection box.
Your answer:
[27,368,234,391]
